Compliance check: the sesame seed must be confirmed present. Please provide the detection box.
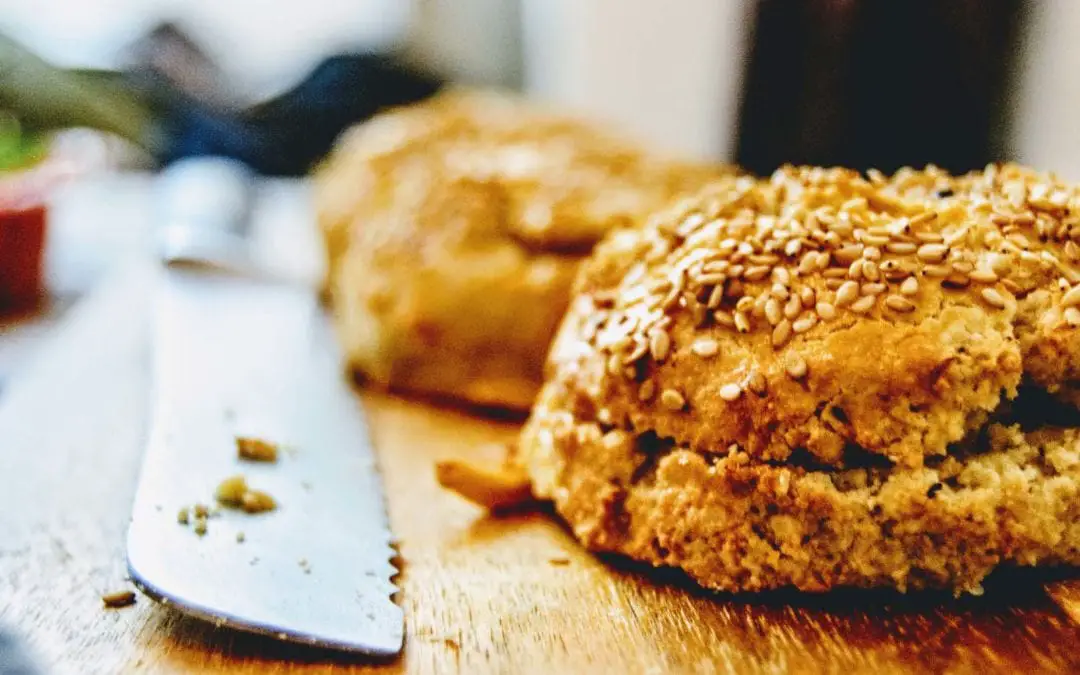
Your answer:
[835,281,860,307]
[885,295,916,313]
[736,296,755,313]
[886,241,917,255]
[917,243,949,262]
[770,282,790,300]
[914,231,944,243]
[980,287,1008,309]
[772,319,792,348]
[823,268,848,279]
[825,278,845,290]
[743,265,771,281]
[1066,241,1080,262]
[719,383,743,402]
[785,239,803,257]
[910,212,938,227]
[747,371,768,395]
[785,355,808,380]
[781,295,800,320]
[847,260,864,280]
[706,285,725,309]
[691,338,719,357]
[1066,307,1080,327]
[749,253,780,266]
[799,286,816,307]
[714,311,735,328]
[772,267,791,285]
[765,298,782,325]
[861,282,887,296]
[639,381,656,402]
[734,311,751,333]
[849,295,876,313]
[792,315,817,334]
[694,273,726,287]
[752,294,769,319]
[942,273,970,289]
[834,245,864,264]
[900,276,919,296]
[1063,285,1080,308]
[660,389,686,410]
[798,251,818,275]
[648,330,670,362]
[815,301,837,321]
[922,264,951,278]
[968,269,999,283]
[1007,233,1031,249]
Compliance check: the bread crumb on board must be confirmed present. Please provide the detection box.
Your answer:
[214,475,277,514]
[239,489,276,514]
[435,458,533,511]
[235,436,279,463]
[101,590,136,608]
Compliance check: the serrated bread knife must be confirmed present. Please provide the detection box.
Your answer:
[126,157,403,656]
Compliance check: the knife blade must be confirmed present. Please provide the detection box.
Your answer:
[126,158,403,656]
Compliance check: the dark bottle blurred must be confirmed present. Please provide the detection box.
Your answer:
[735,0,1027,176]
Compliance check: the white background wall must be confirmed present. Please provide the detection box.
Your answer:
[1012,0,1080,180]
[521,0,751,162]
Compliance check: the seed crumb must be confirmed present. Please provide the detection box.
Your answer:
[101,590,136,609]
[236,437,279,463]
[785,355,808,380]
[719,383,742,402]
[236,532,246,543]
[177,507,190,525]
[549,558,571,566]
[193,503,209,519]
[980,287,1008,309]
[660,389,686,410]
[241,490,277,514]
[193,517,208,536]
[215,475,249,507]
[690,338,719,357]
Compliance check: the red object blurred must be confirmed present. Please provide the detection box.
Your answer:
[0,172,48,316]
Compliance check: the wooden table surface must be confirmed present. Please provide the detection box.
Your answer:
[2,262,1080,674]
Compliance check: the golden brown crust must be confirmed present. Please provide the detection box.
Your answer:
[518,380,1080,594]
[885,164,1080,403]
[314,89,728,408]
[549,168,1031,467]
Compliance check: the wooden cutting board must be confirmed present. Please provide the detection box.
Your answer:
[1,262,1079,675]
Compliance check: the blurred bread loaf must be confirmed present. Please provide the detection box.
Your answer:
[315,90,731,409]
